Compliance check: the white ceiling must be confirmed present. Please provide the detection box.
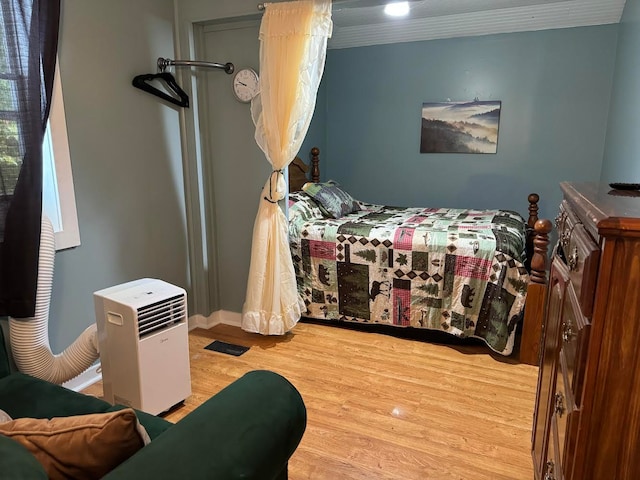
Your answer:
[328,0,627,48]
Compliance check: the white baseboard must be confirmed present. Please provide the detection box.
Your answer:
[188,310,242,330]
[63,362,102,392]
[188,313,212,330]
[63,312,242,392]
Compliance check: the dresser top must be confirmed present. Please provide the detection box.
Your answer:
[560,182,640,237]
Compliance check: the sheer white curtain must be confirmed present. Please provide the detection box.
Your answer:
[242,0,332,335]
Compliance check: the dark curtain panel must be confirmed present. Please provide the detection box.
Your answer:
[0,0,60,317]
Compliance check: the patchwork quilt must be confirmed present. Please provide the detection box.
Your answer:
[288,192,530,356]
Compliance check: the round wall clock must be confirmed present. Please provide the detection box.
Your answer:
[232,68,260,103]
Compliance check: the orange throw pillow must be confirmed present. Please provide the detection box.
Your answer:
[0,408,149,480]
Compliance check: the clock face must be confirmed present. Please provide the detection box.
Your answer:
[233,68,259,103]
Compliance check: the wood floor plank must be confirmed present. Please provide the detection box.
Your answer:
[83,322,537,479]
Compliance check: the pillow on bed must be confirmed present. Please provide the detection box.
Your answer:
[302,180,360,219]
[288,192,325,220]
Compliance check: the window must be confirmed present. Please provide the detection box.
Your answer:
[0,31,80,250]
[0,46,79,251]
[0,54,20,200]
[42,62,80,250]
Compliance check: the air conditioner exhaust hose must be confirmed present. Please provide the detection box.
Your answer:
[8,216,99,385]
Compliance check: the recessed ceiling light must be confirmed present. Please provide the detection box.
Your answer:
[384,1,410,17]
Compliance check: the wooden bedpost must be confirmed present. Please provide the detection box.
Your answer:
[527,193,540,228]
[524,193,540,272]
[520,218,552,366]
[310,147,320,183]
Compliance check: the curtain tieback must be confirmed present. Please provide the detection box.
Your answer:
[263,169,284,204]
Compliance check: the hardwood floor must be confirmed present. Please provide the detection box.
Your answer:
[84,322,538,479]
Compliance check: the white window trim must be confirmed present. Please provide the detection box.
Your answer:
[43,62,80,250]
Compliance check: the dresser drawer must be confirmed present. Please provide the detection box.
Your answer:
[545,415,564,480]
[556,204,599,317]
[554,352,572,470]
[560,284,590,407]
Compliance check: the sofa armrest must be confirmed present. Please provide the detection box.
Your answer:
[103,370,306,480]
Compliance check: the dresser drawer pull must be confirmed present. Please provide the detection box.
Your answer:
[560,219,582,252]
[554,392,566,418]
[544,460,556,480]
[561,229,571,250]
[562,320,576,343]
[568,246,579,271]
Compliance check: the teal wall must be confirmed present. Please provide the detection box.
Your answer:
[319,26,618,224]
[46,0,188,352]
[300,79,328,168]
[602,0,640,183]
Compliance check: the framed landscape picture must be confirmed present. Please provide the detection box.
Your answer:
[420,100,502,154]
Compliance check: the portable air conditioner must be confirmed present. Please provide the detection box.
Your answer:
[94,278,191,415]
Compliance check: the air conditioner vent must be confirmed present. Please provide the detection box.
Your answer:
[137,293,186,338]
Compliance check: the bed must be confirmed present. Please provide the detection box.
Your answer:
[288,147,551,362]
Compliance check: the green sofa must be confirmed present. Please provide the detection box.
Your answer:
[0,327,306,479]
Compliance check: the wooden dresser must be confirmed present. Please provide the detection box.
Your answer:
[531,182,640,480]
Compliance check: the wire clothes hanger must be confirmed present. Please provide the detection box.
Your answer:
[131,71,190,108]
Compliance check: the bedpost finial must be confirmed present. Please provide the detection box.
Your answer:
[530,219,552,284]
[534,218,552,235]
[528,192,540,228]
[310,147,320,183]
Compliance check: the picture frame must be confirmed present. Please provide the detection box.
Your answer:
[420,100,502,154]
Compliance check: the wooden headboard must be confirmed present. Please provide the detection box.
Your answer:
[289,147,320,192]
